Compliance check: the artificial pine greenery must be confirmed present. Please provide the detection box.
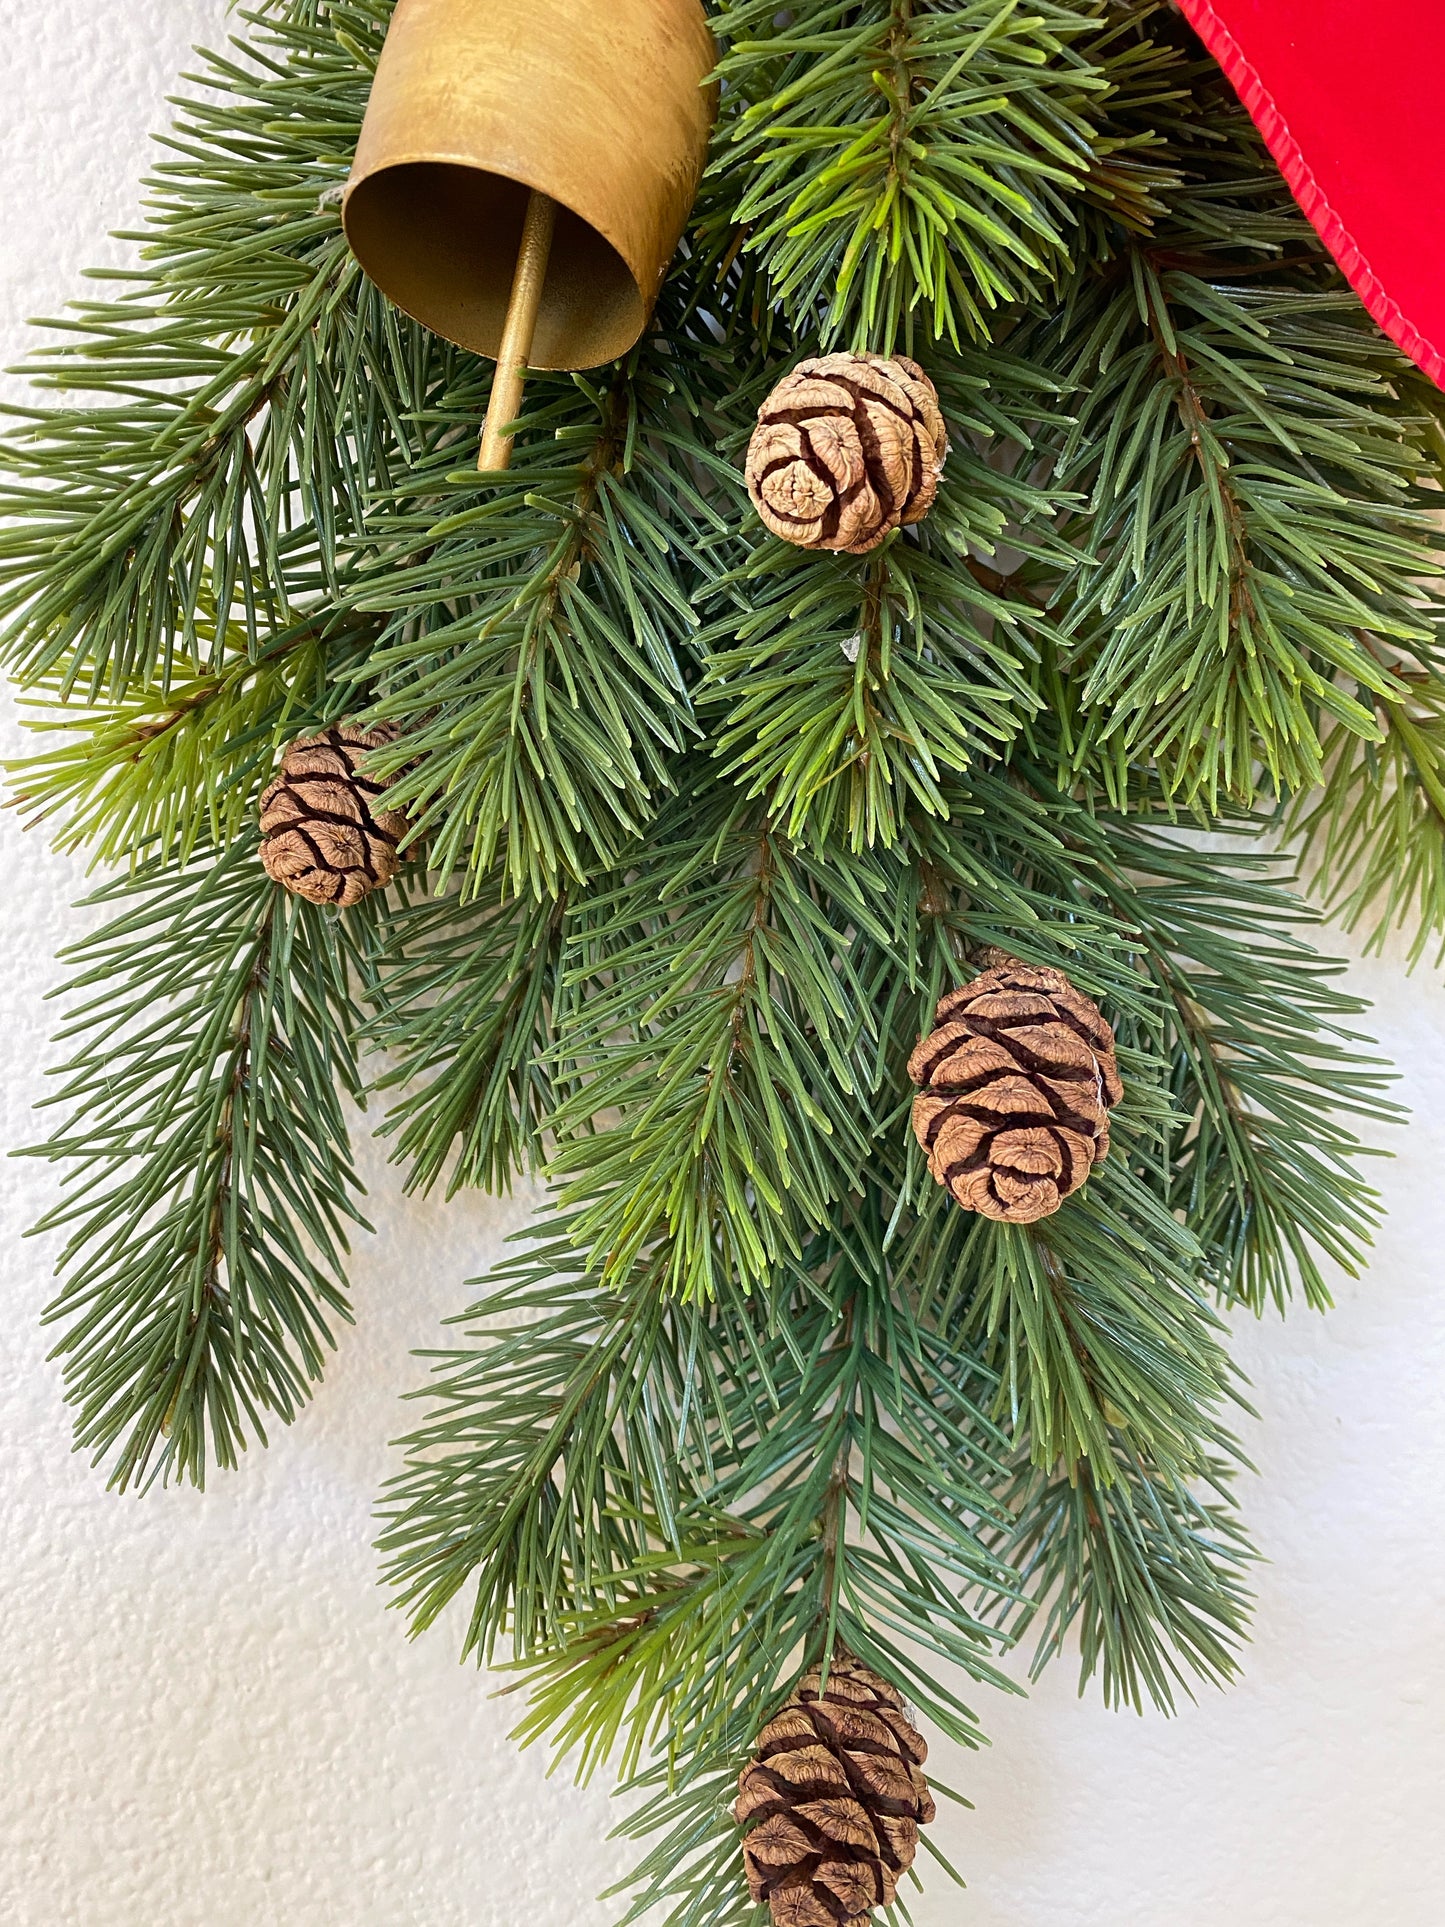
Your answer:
[1,0,1438,1916]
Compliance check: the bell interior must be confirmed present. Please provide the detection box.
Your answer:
[344,163,646,370]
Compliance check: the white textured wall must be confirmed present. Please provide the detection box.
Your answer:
[2,5,1443,1922]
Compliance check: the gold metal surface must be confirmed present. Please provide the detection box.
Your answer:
[477,190,556,470]
[342,0,717,373]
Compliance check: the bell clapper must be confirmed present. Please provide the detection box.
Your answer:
[477,189,557,473]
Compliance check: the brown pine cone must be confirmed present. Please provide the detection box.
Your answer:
[259,722,409,907]
[734,1656,935,1925]
[745,352,948,554]
[908,960,1122,1225]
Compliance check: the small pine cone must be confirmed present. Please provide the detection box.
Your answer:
[259,722,409,907]
[908,960,1122,1225]
[745,352,948,555]
[734,1656,935,1925]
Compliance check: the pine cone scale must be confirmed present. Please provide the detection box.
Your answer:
[793,1797,880,1850]
[936,977,1120,1066]
[910,962,1122,1224]
[913,1038,1110,1145]
[756,392,920,531]
[736,1657,934,1923]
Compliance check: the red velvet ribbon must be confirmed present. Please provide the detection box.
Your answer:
[1178,0,1445,388]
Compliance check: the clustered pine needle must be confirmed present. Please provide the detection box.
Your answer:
[0,2,1434,1921]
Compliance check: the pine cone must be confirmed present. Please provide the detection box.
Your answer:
[745,352,948,554]
[259,722,409,907]
[734,1656,935,1925]
[908,960,1122,1225]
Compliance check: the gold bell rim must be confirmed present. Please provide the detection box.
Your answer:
[343,159,648,372]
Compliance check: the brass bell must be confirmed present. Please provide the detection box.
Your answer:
[343,0,717,472]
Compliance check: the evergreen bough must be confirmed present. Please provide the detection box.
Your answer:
[1,1,1436,1916]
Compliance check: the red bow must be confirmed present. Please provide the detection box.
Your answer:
[1180,0,1445,387]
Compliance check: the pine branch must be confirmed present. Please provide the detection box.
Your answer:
[0,2,432,701]
[942,1162,1240,1481]
[386,1185,1018,1797]
[546,785,893,1300]
[6,608,375,868]
[380,1231,706,1657]
[366,873,570,1196]
[1066,3,1186,248]
[891,759,1399,1316]
[705,534,1032,852]
[700,344,1077,854]
[500,1188,1017,1919]
[996,34,1445,810]
[23,838,374,1488]
[993,1440,1255,1711]
[711,0,1109,348]
[350,306,740,895]
[1036,258,1441,805]
[1292,661,1445,966]
[1089,809,1398,1311]
[606,1758,766,1927]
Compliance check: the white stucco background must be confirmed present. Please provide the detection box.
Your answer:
[2,4,1443,1922]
